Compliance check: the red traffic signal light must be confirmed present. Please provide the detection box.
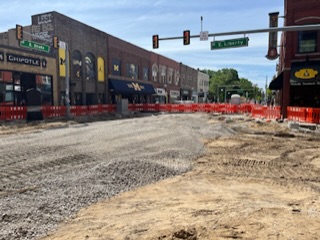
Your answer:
[53,36,59,49]
[183,30,190,45]
[153,35,159,49]
[16,24,23,40]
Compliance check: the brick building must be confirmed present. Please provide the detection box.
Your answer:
[270,0,320,117]
[0,11,208,107]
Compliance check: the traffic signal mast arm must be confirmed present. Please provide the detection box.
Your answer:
[157,24,320,41]
[15,25,59,49]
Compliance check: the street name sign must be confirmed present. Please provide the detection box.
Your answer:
[20,40,50,53]
[211,37,249,50]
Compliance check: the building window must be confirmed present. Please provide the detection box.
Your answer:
[298,31,317,53]
[152,64,158,82]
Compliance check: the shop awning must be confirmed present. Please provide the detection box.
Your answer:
[269,72,283,90]
[109,79,155,95]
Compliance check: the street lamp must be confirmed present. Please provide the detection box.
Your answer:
[221,88,224,103]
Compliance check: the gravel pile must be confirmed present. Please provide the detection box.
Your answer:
[0,113,235,239]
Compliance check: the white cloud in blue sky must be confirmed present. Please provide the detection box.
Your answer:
[0,0,284,89]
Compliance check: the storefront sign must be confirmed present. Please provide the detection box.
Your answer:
[127,82,144,91]
[7,53,41,67]
[0,52,4,61]
[155,88,166,96]
[290,61,320,85]
[170,90,180,98]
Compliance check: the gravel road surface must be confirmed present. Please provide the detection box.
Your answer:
[0,113,234,240]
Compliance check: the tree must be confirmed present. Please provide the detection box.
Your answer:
[201,68,264,102]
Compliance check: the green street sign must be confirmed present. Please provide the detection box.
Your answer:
[20,40,50,53]
[211,37,249,50]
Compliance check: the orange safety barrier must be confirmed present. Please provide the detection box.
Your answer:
[287,107,306,122]
[251,105,266,118]
[158,104,168,112]
[142,104,159,112]
[196,103,206,112]
[0,106,27,120]
[3,104,320,125]
[100,104,116,113]
[265,106,281,120]
[41,106,66,118]
[71,106,88,116]
[305,108,320,124]
[88,105,100,115]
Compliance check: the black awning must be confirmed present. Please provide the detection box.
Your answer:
[109,79,156,95]
[269,72,283,90]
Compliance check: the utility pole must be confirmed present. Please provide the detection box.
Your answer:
[265,75,268,102]
[65,42,71,119]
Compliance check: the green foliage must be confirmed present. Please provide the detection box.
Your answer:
[201,68,264,102]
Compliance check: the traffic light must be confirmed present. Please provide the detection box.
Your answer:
[53,36,59,49]
[152,35,159,49]
[266,12,279,60]
[183,30,190,45]
[16,24,23,40]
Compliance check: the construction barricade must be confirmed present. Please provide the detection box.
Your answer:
[265,106,281,120]
[287,107,306,122]
[251,105,266,118]
[0,106,27,120]
[305,108,320,124]
[41,106,66,119]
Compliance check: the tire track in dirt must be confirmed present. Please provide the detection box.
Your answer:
[0,153,97,186]
[204,130,320,192]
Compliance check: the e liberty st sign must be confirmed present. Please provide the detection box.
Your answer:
[211,37,249,50]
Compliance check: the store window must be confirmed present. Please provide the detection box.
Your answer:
[0,71,53,106]
[298,31,317,53]
[36,75,52,106]
[0,71,13,106]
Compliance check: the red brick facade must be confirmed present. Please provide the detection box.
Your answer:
[278,0,320,117]
[1,11,205,106]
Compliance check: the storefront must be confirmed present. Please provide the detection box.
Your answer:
[180,88,192,101]
[289,61,320,107]
[152,88,167,104]
[169,90,180,103]
[0,47,57,106]
[109,79,155,104]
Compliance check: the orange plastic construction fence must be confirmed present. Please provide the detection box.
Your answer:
[305,108,320,124]
[287,107,306,122]
[0,106,27,120]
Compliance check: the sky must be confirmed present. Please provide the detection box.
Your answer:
[0,0,284,90]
